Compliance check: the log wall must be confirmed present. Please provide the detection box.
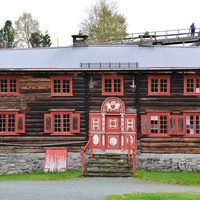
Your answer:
[0,73,87,153]
[138,72,200,154]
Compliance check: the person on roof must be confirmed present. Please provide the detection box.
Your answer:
[190,23,196,37]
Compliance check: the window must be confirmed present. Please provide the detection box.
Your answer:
[44,111,80,135]
[141,113,184,137]
[51,76,73,96]
[148,75,170,95]
[185,113,200,136]
[184,75,200,95]
[102,75,124,96]
[0,76,19,96]
[0,112,25,135]
[141,112,200,137]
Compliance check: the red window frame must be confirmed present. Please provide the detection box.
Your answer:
[141,113,170,137]
[102,75,124,96]
[141,112,200,137]
[184,113,200,137]
[44,111,80,136]
[148,75,170,96]
[51,76,73,96]
[0,112,25,136]
[184,75,200,96]
[0,75,20,96]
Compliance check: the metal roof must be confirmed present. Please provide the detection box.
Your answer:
[0,45,200,71]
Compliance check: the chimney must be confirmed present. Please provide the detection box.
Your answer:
[71,35,88,46]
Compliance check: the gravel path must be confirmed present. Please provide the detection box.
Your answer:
[0,177,200,200]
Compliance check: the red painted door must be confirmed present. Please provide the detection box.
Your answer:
[105,115,121,149]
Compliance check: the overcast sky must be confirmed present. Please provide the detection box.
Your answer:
[0,0,199,47]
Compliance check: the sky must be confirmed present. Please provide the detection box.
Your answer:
[0,0,199,47]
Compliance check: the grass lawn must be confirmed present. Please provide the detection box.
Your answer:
[105,193,200,200]
[132,169,200,186]
[0,170,82,181]
[104,170,200,200]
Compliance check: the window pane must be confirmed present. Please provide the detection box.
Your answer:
[10,79,17,93]
[8,114,15,132]
[196,116,200,134]
[160,79,167,92]
[186,115,194,134]
[160,115,167,134]
[54,114,61,132]
[105,79,112,92]
[196,79,200,93]
[0,114,6,132]
[0,79,8,93]
[187,79,194,92]
[63,114,70,132]
[151,79,158,92]
[63,80,70,93]
[54,80,61,93]
[150,115,158,134]
[114,79,121,92]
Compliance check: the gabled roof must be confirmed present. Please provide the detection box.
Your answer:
[0,45,200,71]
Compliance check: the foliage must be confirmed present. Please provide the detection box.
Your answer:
[0,170,82,181]
[30,31,52,48]
[133,169,200,186]
[105,193,200,200]
[0,20,15,48]
[14,12,40,48]
[79,0,127,44]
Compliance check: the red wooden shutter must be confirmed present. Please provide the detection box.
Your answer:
[16,113,25,133]
[71,113,80,133]
[141,115,149,135]
[169,115,184,135]
[89,113,102,132]
[44,113,52,133]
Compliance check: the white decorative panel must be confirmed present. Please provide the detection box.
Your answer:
[109,137,117,146]
[93,134,99,145]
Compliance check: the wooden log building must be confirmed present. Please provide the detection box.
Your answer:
[0,35,200,174]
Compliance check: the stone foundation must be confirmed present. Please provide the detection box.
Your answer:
[1,152,200,174]
[137,153,200,171]
[0,152,82,174]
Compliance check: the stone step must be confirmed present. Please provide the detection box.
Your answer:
[86,167,131,173]
[86,161,130,168]
[83,171,132,177]
[84,153,133,177]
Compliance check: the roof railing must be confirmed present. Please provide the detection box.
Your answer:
[80,62,139,69]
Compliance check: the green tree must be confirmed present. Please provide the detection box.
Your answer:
[0,20,15,48]
[14,12,40,47]
[30,31,52,48]
[79,0,127,44]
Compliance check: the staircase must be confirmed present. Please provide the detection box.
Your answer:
[83,153,132,177]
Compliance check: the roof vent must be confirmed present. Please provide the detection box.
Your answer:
[71,35,88,46]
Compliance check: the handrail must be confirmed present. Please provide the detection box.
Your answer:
[109,27,200,45]
[127,135,136,173]
[80,134,93,174]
